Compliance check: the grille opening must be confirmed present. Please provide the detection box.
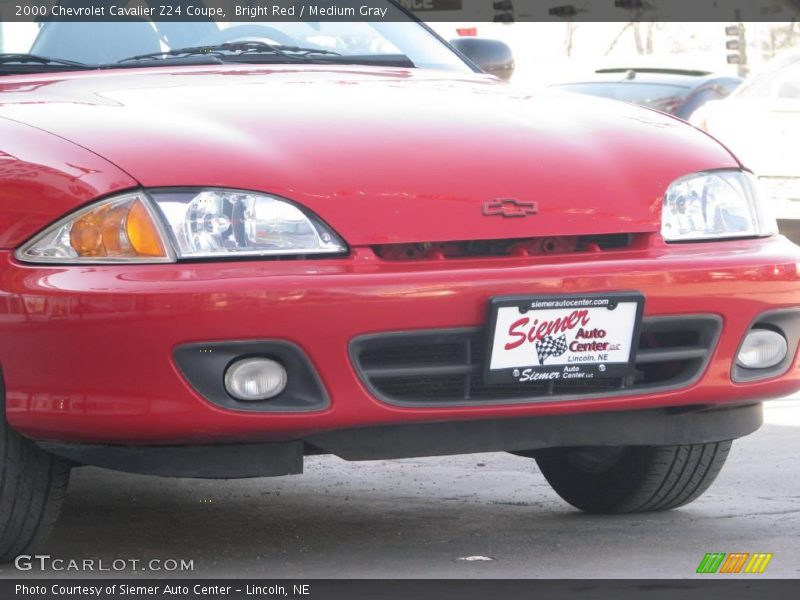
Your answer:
[373,375,466,400]
[351,316,720,406]
[636,361,696,385]
[359,340,465,369]
[639,329,700,349]
[373,234,637,261]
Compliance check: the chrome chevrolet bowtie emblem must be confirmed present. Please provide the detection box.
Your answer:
[482,199,539,218]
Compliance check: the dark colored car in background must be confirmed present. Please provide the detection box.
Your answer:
[551,68,742,120]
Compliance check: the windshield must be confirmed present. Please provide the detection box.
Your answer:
[0,1,471,73]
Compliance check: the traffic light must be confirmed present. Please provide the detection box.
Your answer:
[725,23,747,76]
[493,0,514,22]
[548,5,578,17]
[615,0,646,9]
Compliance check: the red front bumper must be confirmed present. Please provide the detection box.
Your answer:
[1,235,799,445]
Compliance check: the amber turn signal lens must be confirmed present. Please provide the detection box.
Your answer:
[68,197,167,259]
[127,200,168,257]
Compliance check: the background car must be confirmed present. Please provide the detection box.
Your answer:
[691,49,800,241]
[551,67,742,120]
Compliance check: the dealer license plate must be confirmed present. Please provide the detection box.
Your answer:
[484,293,644,385]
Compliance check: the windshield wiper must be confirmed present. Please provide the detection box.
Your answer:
[118,42,415,69]
[117,41,341,64]
[0,53,93,70]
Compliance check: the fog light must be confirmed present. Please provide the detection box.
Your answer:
[224,358,288,401]
[736,329,788,369]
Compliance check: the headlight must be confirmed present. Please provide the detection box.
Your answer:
[661,170,778,242]
[16,192,174,263]
[150,189,346,259]
[16,189,346,263]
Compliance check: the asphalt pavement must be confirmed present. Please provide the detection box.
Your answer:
[2,399,798,579]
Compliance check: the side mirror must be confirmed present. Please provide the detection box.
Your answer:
[449,38,515,82]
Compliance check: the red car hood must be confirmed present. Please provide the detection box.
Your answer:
[0,65,738,245]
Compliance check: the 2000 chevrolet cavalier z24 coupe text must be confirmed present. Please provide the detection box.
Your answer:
[1,5,800,559]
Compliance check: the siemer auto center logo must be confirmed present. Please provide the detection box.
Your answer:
[696,552,773,574]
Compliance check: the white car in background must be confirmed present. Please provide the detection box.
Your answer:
[692,49,800,232]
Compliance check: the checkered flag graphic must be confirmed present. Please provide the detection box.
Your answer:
[535,334,568,365]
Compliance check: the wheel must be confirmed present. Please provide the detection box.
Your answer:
[1,383,71,562]
[532,442,732,514]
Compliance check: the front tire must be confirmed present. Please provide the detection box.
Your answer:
[1,395,71,562]
[533,442,732,514]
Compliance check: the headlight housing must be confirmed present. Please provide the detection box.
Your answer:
[15,192,174,263]
[150,189,346,259]
[16,189,347,263]
[661,170,778,242]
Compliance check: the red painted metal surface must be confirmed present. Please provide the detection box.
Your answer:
[0,65,737,248]
[0,65,798,446]
[0,117,137,248]
[1,235,799,444]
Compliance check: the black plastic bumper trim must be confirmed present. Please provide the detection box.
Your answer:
[37,403,762,477]
[304,403,762,461]
[38,441,304,479]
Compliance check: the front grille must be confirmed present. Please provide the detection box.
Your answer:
[351,316,721,406]
[372,233,638,261]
